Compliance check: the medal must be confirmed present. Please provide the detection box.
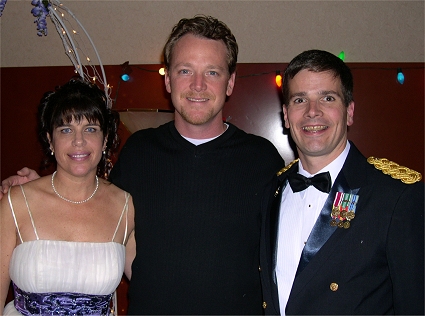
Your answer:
[330,192,359,229]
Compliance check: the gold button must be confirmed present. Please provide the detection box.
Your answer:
[330,282,338,291]
[262,301,267,309]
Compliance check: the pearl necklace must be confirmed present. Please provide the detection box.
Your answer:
[51,171,99,204]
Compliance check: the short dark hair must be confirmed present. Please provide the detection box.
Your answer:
[163,15,238,75]
[282,49,353,107]
[38,77,119,178]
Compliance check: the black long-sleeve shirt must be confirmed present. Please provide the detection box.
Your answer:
[110,121,284,315]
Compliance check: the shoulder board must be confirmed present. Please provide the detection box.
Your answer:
[367,156,422,184]
[277,158,299,176]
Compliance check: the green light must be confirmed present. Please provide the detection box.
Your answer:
[338,51,345,61]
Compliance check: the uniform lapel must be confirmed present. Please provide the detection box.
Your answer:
[289,144,363,298]
[295,171,358,276]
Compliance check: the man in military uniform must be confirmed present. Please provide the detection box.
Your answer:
[260,49,424,315]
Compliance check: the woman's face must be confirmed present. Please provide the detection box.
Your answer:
[49,116,106,177]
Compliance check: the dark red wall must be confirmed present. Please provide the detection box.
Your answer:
[1,63,424,313]
[2,63,423,180]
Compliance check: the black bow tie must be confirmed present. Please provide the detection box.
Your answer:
[287,171,331,193]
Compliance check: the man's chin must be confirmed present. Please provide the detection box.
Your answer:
[181,113,212,126]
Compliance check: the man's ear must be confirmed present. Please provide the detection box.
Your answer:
[282,105,290,129]
[347,102,355,126]
[165,69,171,94]
[226,72,236,96]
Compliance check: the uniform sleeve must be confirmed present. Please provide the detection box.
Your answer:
[387,182,424,314]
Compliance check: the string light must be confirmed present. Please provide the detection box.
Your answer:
[338,51,345,61]
[116,63,422,95]
[113,61,422,116]
[397,68,405,84]
[120,61,133,82]
[275,70,282,88]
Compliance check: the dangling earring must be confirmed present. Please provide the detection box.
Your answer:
[51,150,54,156]
[103,150,106,155]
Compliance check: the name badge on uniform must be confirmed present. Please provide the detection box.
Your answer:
[330,191,359,229]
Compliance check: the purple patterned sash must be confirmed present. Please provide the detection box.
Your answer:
[13,282,112,315]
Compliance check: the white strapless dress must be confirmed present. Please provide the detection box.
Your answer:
[4,186,130,315]
[4,240,125,315]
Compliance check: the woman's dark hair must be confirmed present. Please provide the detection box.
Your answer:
[38,77,119,179]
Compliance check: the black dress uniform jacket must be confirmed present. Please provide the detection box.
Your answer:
[260,142,424,315]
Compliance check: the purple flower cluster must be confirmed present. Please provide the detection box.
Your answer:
[0,0,8,17]
[31,0,51,36]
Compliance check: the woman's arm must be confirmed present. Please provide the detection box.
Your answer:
[124,194,136,280]
[124,230,136,280]
[0,189,18,313]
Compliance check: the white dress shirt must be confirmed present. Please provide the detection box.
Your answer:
[275,141,350,315]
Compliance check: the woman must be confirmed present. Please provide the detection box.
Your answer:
[0,78,135,315]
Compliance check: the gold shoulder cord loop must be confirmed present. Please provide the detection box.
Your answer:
[277,158,299,176]
[367,157,422,184]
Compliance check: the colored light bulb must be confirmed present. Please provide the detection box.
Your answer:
[275,71,282,88]
[397,68,404,84]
